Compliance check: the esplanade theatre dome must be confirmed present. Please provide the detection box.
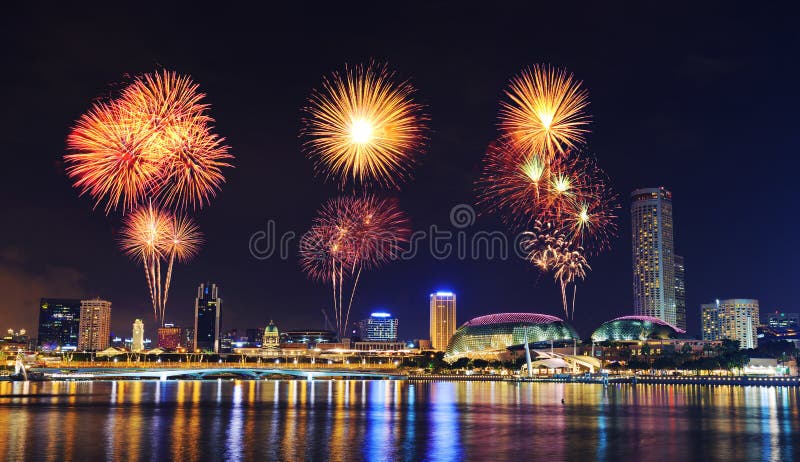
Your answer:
[444,313,579,362]
[591,315,686,342]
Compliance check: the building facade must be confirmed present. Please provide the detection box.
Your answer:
[674,255,686,331]
[37,298,82,351]
[77,298,112,351]
[430,291,457,351]
[702,299,759,349]
[194,283,222,353]
[358,312,399,341]
[132,319,144,352]
[631,187,676,325]
[158,323,184,350]
[262,320,280,350]
[768,312,799,329]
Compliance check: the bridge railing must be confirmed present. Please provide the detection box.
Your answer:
[44,361,400,371]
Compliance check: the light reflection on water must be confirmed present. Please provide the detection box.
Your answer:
[0,380,798,461]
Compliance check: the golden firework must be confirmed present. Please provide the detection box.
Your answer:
[499,64,590,161]
[301,62,427,189]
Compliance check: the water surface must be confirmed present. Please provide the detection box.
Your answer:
[0,380,797,461]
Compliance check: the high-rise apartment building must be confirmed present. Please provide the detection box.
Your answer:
[37,298,82,351]
[194,283,222,353]
[674,255,686,331]
[132,319,144,352]
[77,298,112,351]
[631,187,676,325]
[358,312,399,341]
[701,298,759,349]
[430,291,456,351]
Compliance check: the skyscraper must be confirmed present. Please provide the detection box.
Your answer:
[77,298,112,351]
[194,282,222,353]
[37,298,82,351]
[430,291,456,351]
[631,187,676,326]
[358,312,399,341]
[674,255,686,331]
[701,298,759,349]
[132,319,144,352]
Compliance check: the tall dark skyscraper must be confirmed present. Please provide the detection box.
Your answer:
[631,188,676,326]
[674,255,686,331]
[194,283,222,353]
[37,298,82,351]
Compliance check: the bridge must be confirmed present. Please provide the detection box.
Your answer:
[36,367,405,381]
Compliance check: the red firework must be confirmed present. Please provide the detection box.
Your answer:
[300,195,410,337]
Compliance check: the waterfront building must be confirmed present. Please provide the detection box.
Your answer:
[280,330,337,347]
[37,298,82,351]
[591,315,686,342]
[158,323,184,350]
[674,255,686,331]
[131,319,144,352]
[77,298,112,351]
[262,320,280,350]
[444,312,579,362]
[702,299,759,349]
[631,187,676,325]
[430,291,456,351]
[358,312,399,341]
[768,311,799,328]
[194,283,222,353]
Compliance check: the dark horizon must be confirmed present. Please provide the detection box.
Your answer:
[2,4,797,342]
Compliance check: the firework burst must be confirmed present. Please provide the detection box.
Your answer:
[499,64,591,161]
[65,70,233,213]
[300,195,409,337]
[119,203,202,326]
[479,64,616,319]
[301,62,428,189]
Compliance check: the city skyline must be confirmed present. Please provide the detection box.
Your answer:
[2,4,798,342]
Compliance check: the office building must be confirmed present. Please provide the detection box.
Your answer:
[702,299,759,349]
[132,319,144,352]
[674,255,686,331]
[77,298,112,351]
[631,187,676,325]
[430,291,457,351]
[37,298,82,351]
[358,312,399,341]
[194,283,222,353]
[158,323,184,350]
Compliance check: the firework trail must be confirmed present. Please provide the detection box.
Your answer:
[119,203,202,326]
[301,62,428,189]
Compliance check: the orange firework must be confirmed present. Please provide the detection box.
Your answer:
[119,203,202,326]
[65,101,160,213]
[499,64,590,161]
[154,118,232,210]
[65,69,233,213]
[301,62,428,189]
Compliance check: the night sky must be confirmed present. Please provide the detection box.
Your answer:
[2,4,797,341]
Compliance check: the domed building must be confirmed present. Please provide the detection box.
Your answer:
[444,313,579,362]
[261,320,280,350]
[591,315,686,342]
